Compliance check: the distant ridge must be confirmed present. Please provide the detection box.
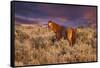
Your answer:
[15,17,39,24]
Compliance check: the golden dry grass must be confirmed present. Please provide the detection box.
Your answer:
[15,24,97,66]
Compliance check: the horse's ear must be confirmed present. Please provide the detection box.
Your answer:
[48,20,52,23]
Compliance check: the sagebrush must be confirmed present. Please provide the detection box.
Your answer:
[15,24,97,66]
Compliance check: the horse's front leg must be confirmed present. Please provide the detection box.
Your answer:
[56,32,62,41]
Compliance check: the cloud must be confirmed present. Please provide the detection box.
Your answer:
[36,4,87,20]
[82,7,97,24]
[14,2,97,27]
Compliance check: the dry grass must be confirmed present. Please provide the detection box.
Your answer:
[15,24,97,66]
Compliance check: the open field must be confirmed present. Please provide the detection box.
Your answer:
[15,23,97,66]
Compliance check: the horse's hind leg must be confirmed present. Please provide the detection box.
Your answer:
[72,29,76,45]
[68,39,72,46]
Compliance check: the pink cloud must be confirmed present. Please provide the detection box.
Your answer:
[83,7,97,23]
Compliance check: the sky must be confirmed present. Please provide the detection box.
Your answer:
[14,1,97,28]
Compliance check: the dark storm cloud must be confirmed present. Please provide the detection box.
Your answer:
[15,2,86,20]
[14,1,97,27]
[36,4,86,20]
[15,2,48,18]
